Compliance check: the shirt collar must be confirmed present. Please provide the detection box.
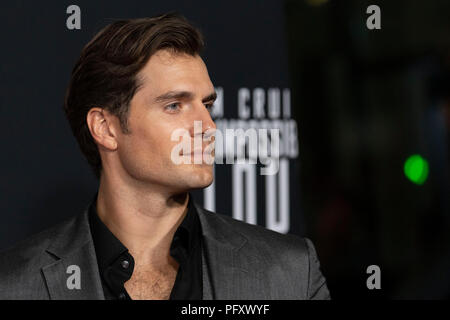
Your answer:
[88,192,200,272]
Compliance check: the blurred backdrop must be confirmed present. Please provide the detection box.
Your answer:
[0,0,448,299]
[285,0,450,299]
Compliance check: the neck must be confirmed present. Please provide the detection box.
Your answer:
[95,171,189,266]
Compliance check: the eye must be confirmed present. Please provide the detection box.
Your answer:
[165,102,181,112]
[205,102,214,111]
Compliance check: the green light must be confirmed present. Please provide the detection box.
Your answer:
[404,154,429,185]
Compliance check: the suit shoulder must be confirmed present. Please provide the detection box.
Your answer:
[210,210,330,298]
[0,215,76,269]
[204,209,309,257]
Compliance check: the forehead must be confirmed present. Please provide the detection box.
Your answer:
[137,49,213,97]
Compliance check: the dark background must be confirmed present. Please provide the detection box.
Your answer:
[0,0,449,299]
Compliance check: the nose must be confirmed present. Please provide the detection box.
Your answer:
[188,102,216,137]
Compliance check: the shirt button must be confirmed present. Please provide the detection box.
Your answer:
[121,260,130,269]
[118,292,126,300]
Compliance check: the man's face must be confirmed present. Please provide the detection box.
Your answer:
[114,49,217,193]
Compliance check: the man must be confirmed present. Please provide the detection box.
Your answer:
[0,12,330,300]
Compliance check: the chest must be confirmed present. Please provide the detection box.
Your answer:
[124,265,179,300]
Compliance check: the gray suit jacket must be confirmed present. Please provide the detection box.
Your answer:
[0,201,330,300]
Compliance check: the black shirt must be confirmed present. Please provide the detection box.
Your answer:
[88,193,203,300]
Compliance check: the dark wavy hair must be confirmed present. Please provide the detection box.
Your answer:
[63,12,204,178]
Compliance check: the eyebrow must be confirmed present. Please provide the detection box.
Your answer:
[154,90,217,104]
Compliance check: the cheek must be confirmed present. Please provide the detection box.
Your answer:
[118,122,177,172]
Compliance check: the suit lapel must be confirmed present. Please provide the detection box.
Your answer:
[41,207,104,300]
[200,240,213,300]
[195,203,272,299]
[40,198,270,299]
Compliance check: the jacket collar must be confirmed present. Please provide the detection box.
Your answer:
[194,203,271,299]
[43,203,105,300]
[42,197,270,299]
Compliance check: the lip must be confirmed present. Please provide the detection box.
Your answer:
[180,146,215,156]
[182,151,203,156]
[187,151,204,156]
[181,149,204,155]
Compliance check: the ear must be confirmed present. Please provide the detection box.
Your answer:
[86,108,119,151]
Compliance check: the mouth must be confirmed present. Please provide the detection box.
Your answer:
[180,150,202,155]
[180,149,215,163]
[180,147,207,156]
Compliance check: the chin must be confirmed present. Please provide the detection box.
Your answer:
[185,164,214,189]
